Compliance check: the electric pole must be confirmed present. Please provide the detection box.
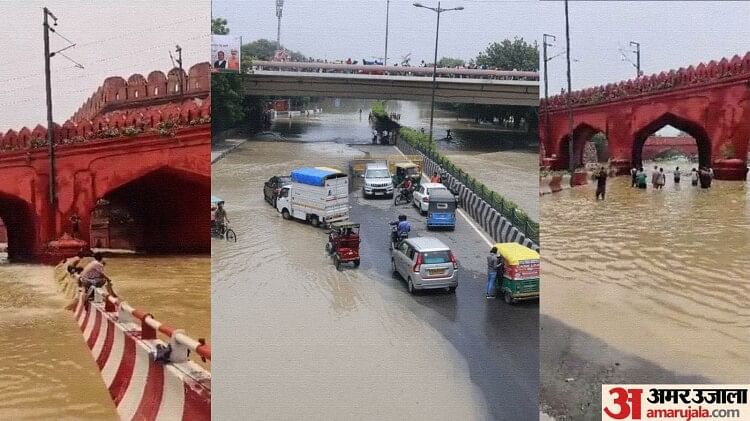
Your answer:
[543,34,556,153]
[276,0,284,51]
[175,45,184,95]
[630,41,641,77]
[564,0,574,173]
[43,7,57,206]
[384,0,390,67]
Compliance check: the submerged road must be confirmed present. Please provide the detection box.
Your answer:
[212,141,538,420]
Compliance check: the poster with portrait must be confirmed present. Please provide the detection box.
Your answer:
[211,35,241,73]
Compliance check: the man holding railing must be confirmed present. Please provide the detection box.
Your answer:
[80,252,117,299]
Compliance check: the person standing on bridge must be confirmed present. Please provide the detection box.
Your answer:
[486,247,500,299]
[594,166,608,200]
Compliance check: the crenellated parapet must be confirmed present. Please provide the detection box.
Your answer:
[0,63,211,153]
[541,52,750,111]
[69,62,210,123]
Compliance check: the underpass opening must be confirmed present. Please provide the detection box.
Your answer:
[92,167,210,254]
[559,124,607,169]
[633,114,709,169]
[0,194,37,262]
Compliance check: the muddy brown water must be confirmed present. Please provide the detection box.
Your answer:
[541,161,750,383]
[212,141,491,420]
[0,255,209,419]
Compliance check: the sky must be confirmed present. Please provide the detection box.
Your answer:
[0,1,210,130]
[538,1,750,96]
[212,0,541,65]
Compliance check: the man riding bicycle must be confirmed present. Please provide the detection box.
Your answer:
[213,201,229,234]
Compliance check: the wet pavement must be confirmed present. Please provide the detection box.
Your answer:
[211,140,539,420]
[540,161,750,419]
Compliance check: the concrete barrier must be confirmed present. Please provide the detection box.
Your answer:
[59,262,211,421]
[396,139,539,251]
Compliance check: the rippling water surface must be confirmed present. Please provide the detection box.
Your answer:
[541,164,750,381]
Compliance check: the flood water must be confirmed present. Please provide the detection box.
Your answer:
[268,100,539,219]
[541,159,750,382]
[0,263,117,420]
[212,141,493,420]
[0,255,210,419]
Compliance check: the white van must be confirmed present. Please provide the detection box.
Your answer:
[277,167,349,227]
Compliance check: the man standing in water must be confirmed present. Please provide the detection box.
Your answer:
[656,168,666,189]
[691,168,699,186]
[674,167,681,184]
[594,166,608,200]
[630,167,637,187]
[651,165,659,188]
[486,247,499,299]
[636,167,648,189]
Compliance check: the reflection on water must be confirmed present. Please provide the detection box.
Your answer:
[0,264,117,420]
[211,141,489,420]
[541,163,750,381]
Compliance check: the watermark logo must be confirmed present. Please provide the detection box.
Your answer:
[602,385,749,420]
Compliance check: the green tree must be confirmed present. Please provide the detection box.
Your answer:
[476,38,539,71]
[212,18,229,35]
[211,73,245,135]
[437,57,465,68]
[240,39,308,71]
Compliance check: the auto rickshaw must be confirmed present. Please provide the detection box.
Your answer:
[392,162,421,188]
[494,243,539,304]
[325,222,361,271]
[426,190,457,230]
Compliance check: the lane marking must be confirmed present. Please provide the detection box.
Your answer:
[393,144,493,247]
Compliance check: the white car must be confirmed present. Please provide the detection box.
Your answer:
[413,182,449,214]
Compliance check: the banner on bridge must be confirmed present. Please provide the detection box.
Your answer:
[211,35,241,73]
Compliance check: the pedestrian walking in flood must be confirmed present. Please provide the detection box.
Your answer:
[656,168,666,189]
[674,167,681,184]
[594,166,608,200]
[486,247,499,299]
[651,165,659,188]
[699,167,712,188]
[630,167,637,187]
[691,168,699,186]
[636,167,648,189]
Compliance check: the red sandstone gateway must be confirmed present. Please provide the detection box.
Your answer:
[539,52,750,180]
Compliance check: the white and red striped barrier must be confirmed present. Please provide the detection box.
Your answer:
[74,288,211,420]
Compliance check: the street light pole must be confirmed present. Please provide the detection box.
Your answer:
[384,0,390,67]
[413,2,463,143]
[564,0,574,173]
[630,41,641,77]
[43,7,57,206]
[276,0,284,51]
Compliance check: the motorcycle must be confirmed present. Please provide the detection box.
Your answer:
[389,221,409,249]
[393,187,413,206]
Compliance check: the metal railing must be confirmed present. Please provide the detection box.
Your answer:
[251,60,539,81]
[95,288,211,362]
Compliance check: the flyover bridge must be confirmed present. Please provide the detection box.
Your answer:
[242,61,539,106]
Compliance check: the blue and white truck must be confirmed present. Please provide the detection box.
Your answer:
[276,167,350,227]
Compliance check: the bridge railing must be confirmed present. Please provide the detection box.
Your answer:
[250,60,539,81]
[94,288,211,362]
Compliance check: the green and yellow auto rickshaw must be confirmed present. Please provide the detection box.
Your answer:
[392,162,422,188]
[494,243,539,304]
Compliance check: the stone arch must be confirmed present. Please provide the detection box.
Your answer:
[632,112,711,168]
[558,122,607,169]
[0,192,38,261]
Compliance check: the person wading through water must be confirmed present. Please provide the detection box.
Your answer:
[594,166,608,200]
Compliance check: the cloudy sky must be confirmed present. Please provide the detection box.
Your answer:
[213,0,541,65]
[0,1,209,130]
[539,1,750,96]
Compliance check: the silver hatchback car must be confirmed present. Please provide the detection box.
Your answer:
[391,237,458,294]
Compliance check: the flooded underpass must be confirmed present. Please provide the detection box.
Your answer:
[0,254,210,419]
[540,161,750,420]
[211,137,539,419]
